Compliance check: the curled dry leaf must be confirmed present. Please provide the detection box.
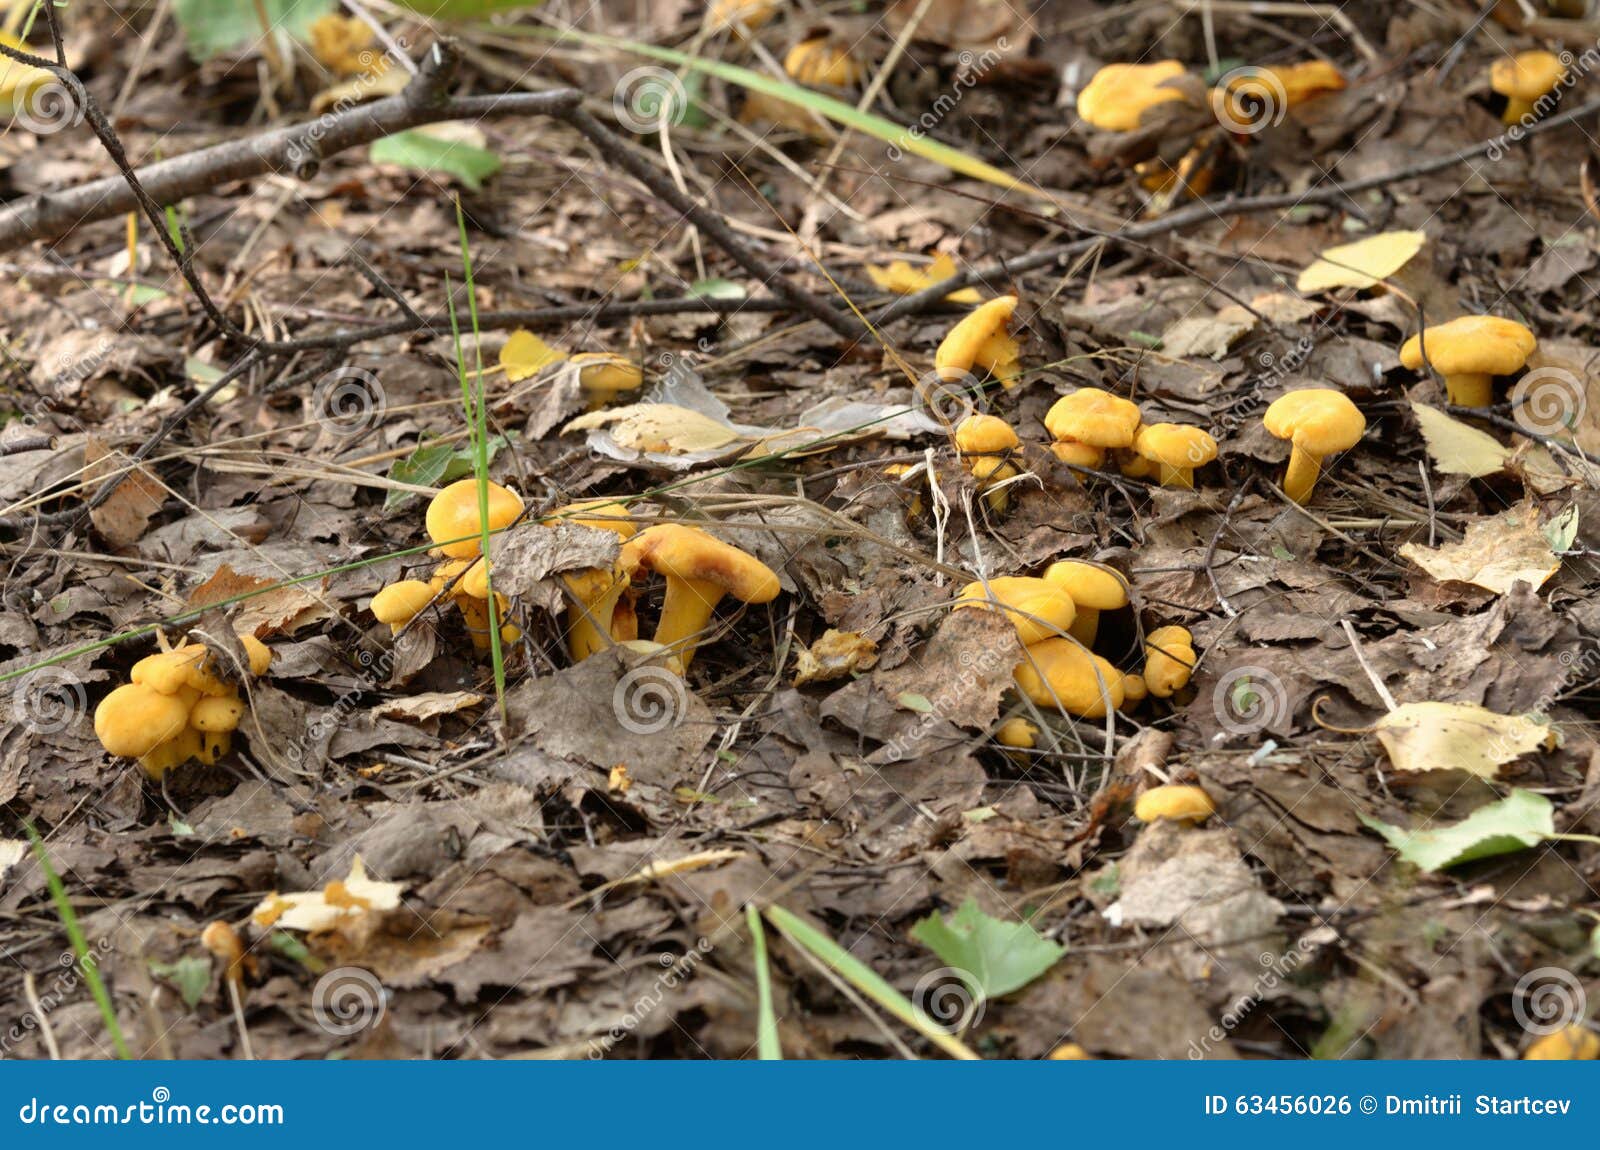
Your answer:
[793,628,879,686]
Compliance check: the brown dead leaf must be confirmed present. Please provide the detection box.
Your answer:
[372,691,484,723]
[84,437,164,548]
[1399,503,1570,594]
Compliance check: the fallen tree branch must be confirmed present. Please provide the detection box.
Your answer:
[0,45,580,252]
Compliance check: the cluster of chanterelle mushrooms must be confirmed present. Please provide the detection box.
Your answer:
[925,293,1369,509]
[369,479,780,676]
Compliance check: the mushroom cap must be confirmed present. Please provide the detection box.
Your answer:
[371,580,435,626]
[191,695,245,733]
[994,717,1039,750]
[572,353,643,396]
[954,413,1020,455]
[94,683,191,758]
[1490,50,1566,102]
[426,479,524,559]
[620,524,780,604]
[1043,388,1142,449]
[542,499,637,539]
[935,295,1018,378]
[784,35,861,87]
[1077,61,1192,131]
[1134,783,1215,823]
[1262,389,1366,455]
[1398,315,1536,378]
[1133,423,1218,469]
[1013,638,1125,717]
[1042,560,1129,611]
[1267,59,1346,105]
[1120,671,1148,705]
[1144,624,1196,697]
[238,634,273,677]
[132,645,230,697]
[954,576,1076,645]
[1523,1024,1600,1061]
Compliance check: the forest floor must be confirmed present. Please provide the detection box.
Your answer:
[2,0,1599,1061]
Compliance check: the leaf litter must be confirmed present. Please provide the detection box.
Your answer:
[0,3,1597,1063]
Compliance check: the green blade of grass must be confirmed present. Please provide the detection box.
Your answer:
[763,904,979,1060]
[745,903,782,1060]
[447,200,508,724]
[507,25,1048,199]
[24,823,131,1059]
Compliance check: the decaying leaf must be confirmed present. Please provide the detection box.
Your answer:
[565,403,742,454]
[84,437,165,548]
[1159,304,1256,359]
[1297,230,1427,292]
[793,629,878,686]
[1399,502,1571,593]
[249,856,404,933]
[372,691,484,723]
[1372,701,1554,778]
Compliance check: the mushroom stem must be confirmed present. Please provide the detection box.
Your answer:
[654,578,726,669]
[1503,97,1535,123]
[1157,464,1193,488]
[564,569,629,661]
[1068,607,1100,646]
[1444,372,1494,407]
[1050,441,1104,468]
[1282,444,1323,505]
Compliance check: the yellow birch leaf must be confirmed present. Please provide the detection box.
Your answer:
[565,403,741,454]
[1410,401,1511,477]
[1297,230,1427,292]
[1373,701,1553,779]
[1398,503,1565,593]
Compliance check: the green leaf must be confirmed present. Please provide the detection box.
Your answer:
[764,904,979,1060]
[1360,789,1557,872]
[1544,504,1580,553]
[148,956,212,1009]
[896,692,934,714]
[745,905,782,1060]
[909,898,1064,1000]
[687,278,747,301]
[385,435,507,510]
[370,130,502,191]
[173,0,331,60]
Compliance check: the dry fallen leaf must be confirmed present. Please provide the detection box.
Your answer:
[794,628,879,686]
[84,437,164,548]
[1160,304,1256,359]
[865,252,982,303]
[1372,701,1554,779]
[1399,502,1572,593]
[1297,230,1427,293]
[372,691,484,723]
[249,856,404,933]
[1411,401,1510,478]
[565,403,742,454]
